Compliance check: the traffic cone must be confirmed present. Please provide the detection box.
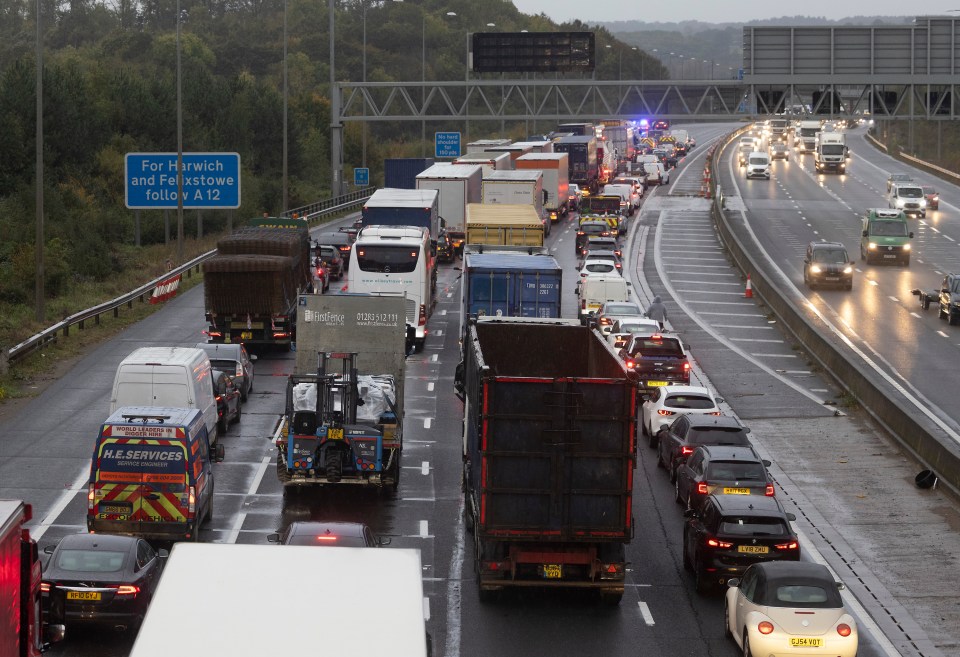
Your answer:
[745,274,754,299]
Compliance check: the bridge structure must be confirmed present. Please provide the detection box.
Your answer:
[328,15,960,192]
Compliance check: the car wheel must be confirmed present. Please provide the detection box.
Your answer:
[939,305,948,320]
[950,313,960,327]
[656,443,666,469]
[232,402,242,425]
[845,282,853,291]
[742,633,753,657]
[648,427,659,449]
[674,477,684,505]
[217,416,227,435]
[724,596,733,638]
[669,461,678,483]
[694,556,711,595]
[682,528,694,572]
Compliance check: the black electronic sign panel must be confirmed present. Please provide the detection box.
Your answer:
[471,32,595,73]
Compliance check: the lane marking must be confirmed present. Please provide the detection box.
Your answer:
[247,456,271,496]
[638,601,656,626]
[731,338,785,343]
[427,382,435,391]
[430,354,438,362]
[713,324,774,329]
[31,468,90,541]
[423,597,431,621]
[419,520,429,538]
[421,461,430,475]
[225,512,246,544]
[937,330,949,338]
[424,418,432,429]
[444,495,466,657]
[751,353,797,358]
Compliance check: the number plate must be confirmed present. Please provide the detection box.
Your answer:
[327,428,345,441]
[66,591,101,601]
[541,564,562,579]
[241,331,253,340]
[99,504,131,514]
[723,487,751,495]
[646,381,669,387]
[825,277,839,281]
[737,545,769,554]
[882,254,896,259]
[790,638,824,647]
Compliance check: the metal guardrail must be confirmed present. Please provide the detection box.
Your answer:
[708,131,960,497]
[5,189,376,367]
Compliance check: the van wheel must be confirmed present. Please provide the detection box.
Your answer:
[205,496,214,523]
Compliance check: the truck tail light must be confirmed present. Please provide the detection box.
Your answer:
[87,484,95,510]
[418,304,427,326]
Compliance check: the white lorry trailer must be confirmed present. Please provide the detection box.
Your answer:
[416,163,483,256]
[128,544,430,657]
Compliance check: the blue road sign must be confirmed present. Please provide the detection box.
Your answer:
[125,152,241,209]
[435,132,462,158]
[354,167,370,186]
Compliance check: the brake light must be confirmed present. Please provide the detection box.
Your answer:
[765,484,775,496]
[87,484,95,510]
[40,582,51,593]
[115,585,140,596]
[707,538,734,548]
[625,359,636,370]
[581,299,586,310]
[758,621,775,635]
[683,362,691,371]
[188,486,196,514]
[577,231,584,236]
[697,482,708,495]
[708,411,722,416]
[656,409,675,417]
[774,540,799,551]
[418,304,427,327]
[315,535,338,542]
[837,623,852,637]
[651,334,663,341]
[206,330,223,338]
[599,317,612,326]
[681,446,694,455]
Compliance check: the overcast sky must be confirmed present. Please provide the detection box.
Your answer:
[510,0,957,25]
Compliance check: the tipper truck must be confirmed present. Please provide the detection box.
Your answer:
[274,294,406,490]
[466,203,543,248]
[361,188,440,240]
[416,163,483,256]
[128,544,430,657]
[455,318,636,603]
[515,152,570,221]
[1,500,64,657]
[203,217,311,350]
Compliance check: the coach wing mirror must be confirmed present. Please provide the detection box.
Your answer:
[909,232,915,239]
[862,230,868,237]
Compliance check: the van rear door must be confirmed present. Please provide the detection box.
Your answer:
[93,433,189,533]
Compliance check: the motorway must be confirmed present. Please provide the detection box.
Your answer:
[0,122,957,657]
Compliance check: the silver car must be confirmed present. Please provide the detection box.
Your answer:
[195,342,256,401]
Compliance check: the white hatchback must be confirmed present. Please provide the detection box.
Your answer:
[641,384,723,447]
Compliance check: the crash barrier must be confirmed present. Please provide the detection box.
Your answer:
[7,188,376,367]
[708,132,960,498]
[866,131,960,183]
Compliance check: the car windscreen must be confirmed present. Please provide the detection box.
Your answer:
[355,245,419,273]
[898,187,923,198]
[718,516,789,536]
[581,224,608,235]
[687,427,750,446]
[603,303,640,315]
[771,584,842,608]
[811,248,848,264]
[318,246,338,259]
[629,337,683,357]
[821,144,845,155]
[664,394,715,410]
[210,359,238,374]
[583,262,615,273]
[869,220,908,237]
[705,461,766,481]
[749,156,768,165]
[56,549,127,573]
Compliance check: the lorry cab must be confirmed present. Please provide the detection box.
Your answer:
[87,407,224,542]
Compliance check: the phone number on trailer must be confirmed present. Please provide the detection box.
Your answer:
[356,313,401,326]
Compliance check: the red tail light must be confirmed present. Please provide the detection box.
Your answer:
[683,362,691,371]
[774,540,799,550]
[40,582,51,593]
[758,621,775,635]
[188,486,196,514]
[116,585,140,596]
[581,299,586,310]
[87,484,95,510]
[625,359,636,370]
[680,446,694,455]
[837,623,852,637]
[697,482,708,495]
[656,409,675,417]
[315,535,338,542]
[708,411,722,416]
[765,484,775,496]
[418,304,427,327]
[707,538,734,548]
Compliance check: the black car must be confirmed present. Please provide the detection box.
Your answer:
[582,235,622,259]
[575,221,613,255]
[314,243,345,280]
[267,521,390,547]
[42,533,166,630]
[213,370,242,433]
[436,229,456,263]
[682,494,799,593]
[803,241,853,290]
[316,230,354,270]
[675,444,774,512]
[657,415,751,482]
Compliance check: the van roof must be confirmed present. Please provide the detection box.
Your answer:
[105,406,204,427]
[120,347,209,368]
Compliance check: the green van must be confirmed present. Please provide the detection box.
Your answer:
[860,209,913,266]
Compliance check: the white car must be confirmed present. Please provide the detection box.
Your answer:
[641,385,723,447]
[577,259,619,283]
[606,318,661,350]
[725,562,859,657]
[646,162,670,186]
[568,183,582,211]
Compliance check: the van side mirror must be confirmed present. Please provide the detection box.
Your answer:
[786,512,797,521]
[250,354,258,362]
[909,232,915,239]
[213,443,225,463]
[862,230,868,237]
[267,533,281,543]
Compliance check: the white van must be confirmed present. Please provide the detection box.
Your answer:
[602,183,639,215]
[578,274,632,325]
[745,152,771,180]
[110,347,219,444]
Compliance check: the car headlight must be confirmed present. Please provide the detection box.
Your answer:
[868,242,878,250]
[896,198,906,207]
[843,266,853,274]
[919,199,927,207]
[810,265,822,273]
[903,244,911,251]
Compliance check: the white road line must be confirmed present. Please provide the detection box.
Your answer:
[938,330,950,338]
[435,330,443,336]
[698,312,765,317]
[731,338,785,343]
[751,353,798,358]
[868,280,879,286]
[430,354,438,362]
[225,512,246,544]
[637,601,655,626]
[670,280,741,285]
[910,312,922,318]
[247,456,271,496]
[421,461,430,475]
[713,324,774,329]
[403,497,437,502]
[423,597,431,621]
[31,468,90,540]
[810,388,830,393]
[424,418,432,429]
[419,520,429,538]
[444,495,466,657]
[427,382,435,391]
[676,289,748,296]
[686,300,756,306]
[441,310,447,316]
[945,235,956,242]
[888,296,899,303]
[663,263,733,269]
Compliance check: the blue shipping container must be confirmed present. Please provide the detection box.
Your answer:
[384,158,435,189]
[463,253,562,322]
[361,189,440,239]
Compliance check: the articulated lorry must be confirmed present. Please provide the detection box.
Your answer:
[1,500,64,657]
[554,135,599,195]
[796,119,821,153]
[203,217,311,350]
[416,163,483,256]
[515,152,570,222]
[456,318,636,603]
[384,158,434,189]
[466,204,544,248]
[274,294,406,490]
[129,544,429,657]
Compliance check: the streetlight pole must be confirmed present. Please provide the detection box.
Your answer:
[176,0,184,263]
[361,1,366,168]
[35,0,43,321]
[282,0,288,209]
[328,0,342,197]
[421,14,426,157]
